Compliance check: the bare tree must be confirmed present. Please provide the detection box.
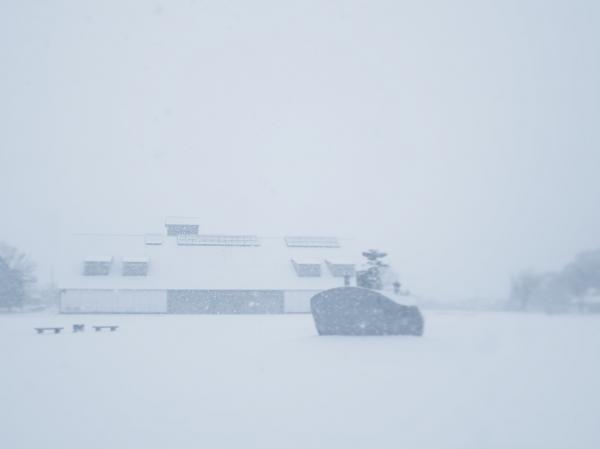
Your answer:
[0,243,36,311]
[510,271,542,310]
[510,249,600,313]
[561,250,600,312]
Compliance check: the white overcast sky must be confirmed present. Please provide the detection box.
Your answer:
[1,0,599,301]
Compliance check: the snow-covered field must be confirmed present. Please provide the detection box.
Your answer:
[1,311,599,449]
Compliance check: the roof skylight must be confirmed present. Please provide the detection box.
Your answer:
[177,234,260,247]
[285,236,340,248]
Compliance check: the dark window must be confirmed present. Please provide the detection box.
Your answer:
[166,224,199,236]
[122,262,149,276]
[83,261,111,276]
[292,260,322,277]
[326,261,356,277]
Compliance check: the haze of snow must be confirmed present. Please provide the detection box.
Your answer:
[1,0,600,302]
[1,312,599,449]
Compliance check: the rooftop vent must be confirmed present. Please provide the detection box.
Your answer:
[177,234,260,247]
[122,257,149,276]
[144,234,164,245]
[285,236,340,248]
[83,257,112,276]
[291,259,322,277]
[325,260,356,277]
[165,217,200,236]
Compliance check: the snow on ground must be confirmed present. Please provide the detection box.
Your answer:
[1,311,599,449]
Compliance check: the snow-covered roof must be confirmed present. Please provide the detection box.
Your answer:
[144,234,164,245]
[285,236,340,248]
[165,216,201,226]
[84,256,113,263]
[58,234,363,290]
[291,257,322,265]
[325,259,355,267]
[324,259,356,277]
[122,257,150,264]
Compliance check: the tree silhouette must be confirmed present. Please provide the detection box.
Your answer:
[357,249,389,290]
[0,243,36,311]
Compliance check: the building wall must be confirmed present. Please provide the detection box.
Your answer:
[167,290,285,314]
[60,289,321,314]
[61,289,167,313]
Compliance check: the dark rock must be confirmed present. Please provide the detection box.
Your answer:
[311,287,424,336]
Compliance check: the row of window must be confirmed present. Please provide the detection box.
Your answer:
[291,260,355,278]
[83,258,354,278]
[83,259,149,276]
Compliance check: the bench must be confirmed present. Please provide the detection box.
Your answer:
[35,327,64,334]
[93,325,119,332]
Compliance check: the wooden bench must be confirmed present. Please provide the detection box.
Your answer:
[93,325,119,332]
[35,327,64,334]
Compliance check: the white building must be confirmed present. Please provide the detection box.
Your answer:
[58,218,361,314]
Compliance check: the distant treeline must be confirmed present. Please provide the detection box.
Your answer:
[510,249,600,313]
